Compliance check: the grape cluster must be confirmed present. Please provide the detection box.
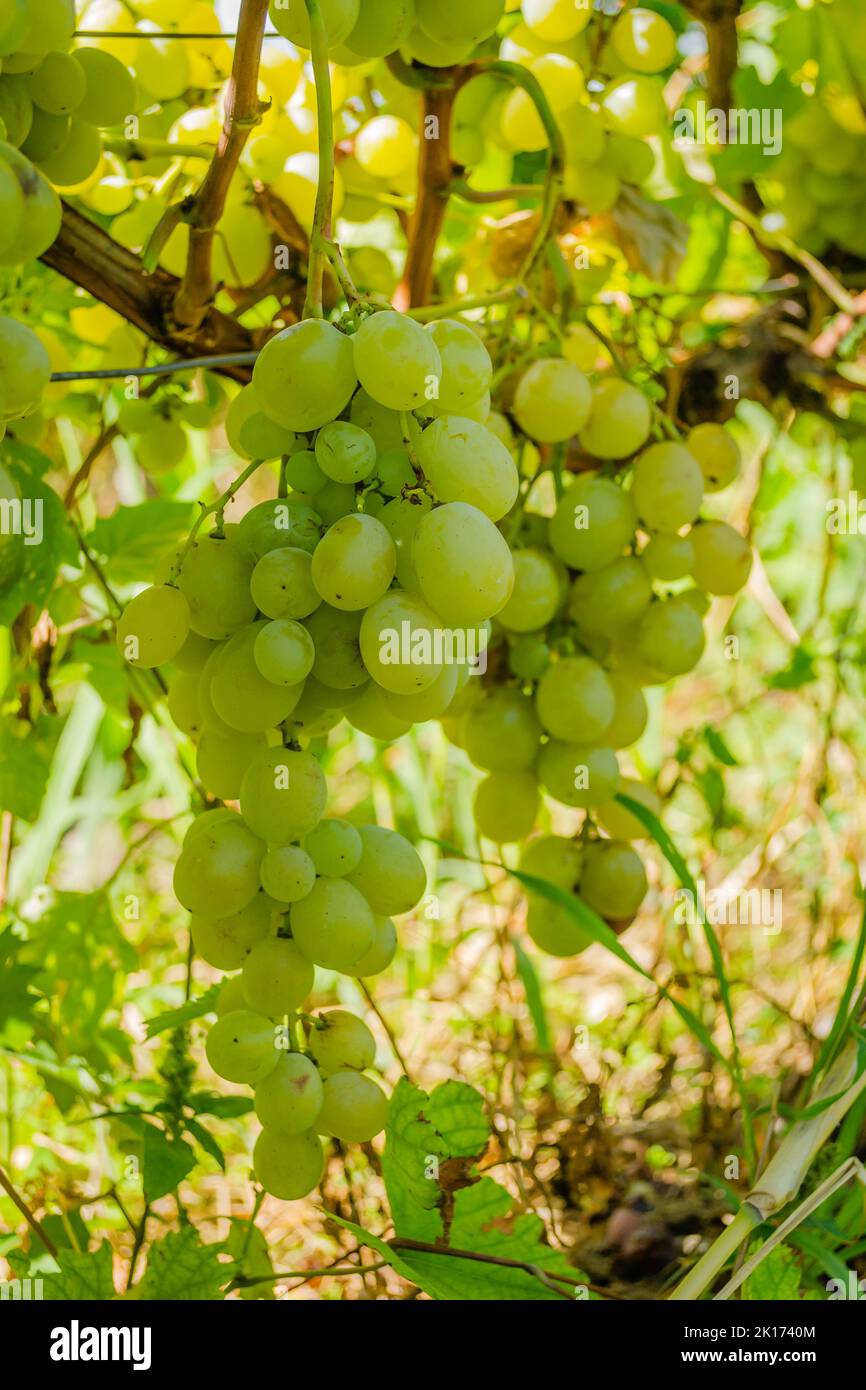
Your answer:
[763,101,866,259]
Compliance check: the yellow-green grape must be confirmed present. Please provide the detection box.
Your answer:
[425,318,492,412]
[350,387,405,453]
[379,493,432,591]
[253,618,316,686]
[352,310,442,413]
[355,113,417,179]
[251,547,322,621]
[304,818,363,877]
[526,898,593,957]
[564,160,621,214]
[268,0,360,48]
[375,449,415,497]
[345,915,397,977]
[569,556,652,633]
[579,840,648,921]
[522,0,592,42]
[28,51,85,115]
[379,664,459,722]
[473,770,539,842]
[548,476,637,571]
[405,24,474,66]
[415,417,518,522]
[239,746,327,843]
[578,379,652,459]
[0,141,61,265]
[0,74,34,146]
[242,936,315,1017]
[206,1009,280,1085]
[689,520,752,595]
[38,117,101,186]
[347,681,413,740]
[561,102,606,168]
[308,1008,376,1074]
[196,730,266,801]
[135,418,188,474]
[501,55,582,149]
[311,514,396,611]
[254,1054,323,1136]
[174,817,264,919]
[632,442,704,533]
[562,323,604,372]
[306,603,368,689]
[344,824,426,915]
[291,876,375,971]
[605,670,648,748]
[536,655,615,742]
[0,317,51,418]
[463,687,541,772]
[537,740,619,808]
[641,532,694,582]
[600,76,666,139]
[178,534,256,640]
[359,588,444,693]
[610,7,676,73]
[225,385,296,460]
[167,670,202,737]
[73,46,136,126]
[184,807,239,847]
[260,845,317,903]
[286,451,327,494]
[192,645,231,737]
[0,0,31,57]
[513,358,592,444]
[309,479,356,527]
[686,422,741,492]
[273,152,346,229]
[237,498,323,564]
[314,420,376,484]
[191,891,280,971]
[254,1125,324,1199]
[212,205,272,288]
[116,584,190,669]
[216,974,247,1018]
[20,0,75,54]
[596,777,661,841]
[605,132,655,183]
[636,598,705,676]
[253,319,357,432]
[209,623,304,732]
[0,158,23,262]
[23,108,71,162]
[412,501,515,625]
[509,634,550,680]
[415,0,503,44]
[520,834,583,889]
[318,1070,388,1143]
[345,0,414,56]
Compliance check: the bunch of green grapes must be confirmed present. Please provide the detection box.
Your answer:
[756,98,866,258]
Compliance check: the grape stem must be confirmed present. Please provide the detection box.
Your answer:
[103,138,215,161]
[304,0,336,321]
[167,455,269,584]
[0,1162,59,1257]
[407,288,527,322]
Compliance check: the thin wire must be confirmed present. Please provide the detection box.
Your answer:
[73,30,286,39]
[50,351,259,382]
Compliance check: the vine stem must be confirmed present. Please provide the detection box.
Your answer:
[304,0,336,320]
[167,456,269,585]
[393,82,463,311]
[0,1161,58,1257]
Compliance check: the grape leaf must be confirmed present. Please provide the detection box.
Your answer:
[141,1126,196,1201]
[136,1228,227,1301]
[41,1243,115,1301]
[0,721,50,819]
[144,986,221,1039]
[742,1242,803,1301]
[87,500,196,584]
[0,446,76,625]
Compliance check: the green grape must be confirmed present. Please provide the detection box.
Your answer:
[352,310,442,413]
[345,915,397,977]
[464,687,541,772]
[20,0,75,55]
[174,817,264,919]
[311,513,396,611]
[513,358,592,444]
[0,141,61,265]
[196,729,267,801]
[344,824,426,915]
[253,319,357,432]
[167,670,202,737]
[0,0,27,58]
[260,845,317,903]
[216,974,248,1018]
[237,498,323,564]
[359,588,444,694]
[473,770,539,843]
[535,656,615,742]
[268,0,360,48]
[178,534,256,640]
[196,642,239,738]
[251,547,322,621]
[0,75,33,147]
[379,493,432,591]
[509,634,550,680]
[0,317,51,419]
[318,1070,388,1143]
[378,664,458,722]
[355,113,416,179]
[415,0,502,43]
[548,476,637,571]
[405,25,474,66]
[415,417,518,522]
[191,891,280,971]
[304,818,363,877]
[212,205,272,289]
[184,807,239,847]
[239,746,327,843]
[686,423,741,492]
[254,1126,324,1200]
[210,623,304,733]
[596,777,661,841]
[38,117,101,186]
[308,479,357,527]
[526,898,593,957]
[522,0,591,42]
[560,101,605,168]
[537,741,619,808]
[636,598,705,676]
[632,442,704,533]
[242,936,315,1017]
[569,557,652,634]
[611,6,676,73]
[73,47,136,126]
[413,502,514,625]
[225,384,295,460]
[254,1054,323,1136]
[291,876,375,971]
[604,132,655,183]
[600,76,667,139]
[28,52,84,116]
[285,450,327,494]
[133,31,190,102]
[605,671,648,748]
[349,387,404,453]
[689,521,752,595]
[206,1009,280,1085]
[253,618,315,686]
[497,548,561,632]
[641,532,694,582]
[425,318,492,412]
[578,379,652,460]
[520,834,583,889]
[345,0,414,57]
[116,397,156,435]
[347,682,412,740]
[579,840,647,921]
[564,159,621,213]
[116,584,190,669]
[0,157,23,262]
[376,448,415,496]
[305,603,368,689]
[135,418,188,474]
[315,421,377,484]
[308,1008,376,1074]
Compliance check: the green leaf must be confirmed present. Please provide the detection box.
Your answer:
[185,1117,225,1171]
[382,1078,452,1243]
[0,445,77,625]
[136,1227,227,1301]
[0,721,50,819]
[768,646,816,690]
[0,930,41,1027]
[703,727,738,767]
[742,1242,803,1301]
[144,986,221,1039]
[88,500,197,584]
[141,1125,196,1201]
[424,1080,490,1157]
[188,1091,255,1119]
[512,937,551,1051]
[41,1243,115,1300]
